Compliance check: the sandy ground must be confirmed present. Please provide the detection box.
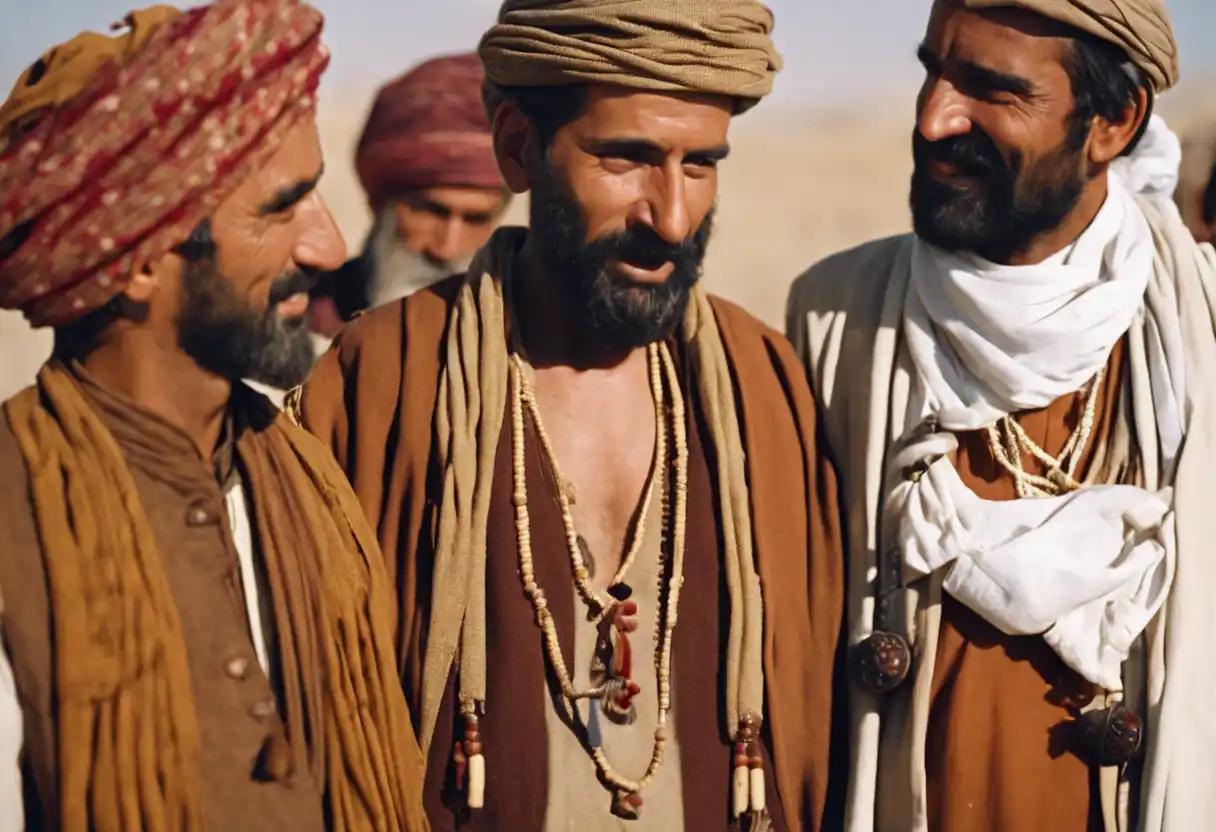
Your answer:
[2,88,1214,403]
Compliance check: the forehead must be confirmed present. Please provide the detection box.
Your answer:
[569,86,733,145]
[925,2,1073,82]
[235,116,323,204]
[405,185,505,214]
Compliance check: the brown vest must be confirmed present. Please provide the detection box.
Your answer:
[0,379,326,831]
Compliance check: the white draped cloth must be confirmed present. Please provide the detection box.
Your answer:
[892,119,1187,692]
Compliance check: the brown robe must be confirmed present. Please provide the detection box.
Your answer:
[298,277,846,830]
[0,373,327,830]
[927,339,1128,832]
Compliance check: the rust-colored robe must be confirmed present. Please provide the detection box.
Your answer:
[298,277,846,830]
[927,340,1128,832]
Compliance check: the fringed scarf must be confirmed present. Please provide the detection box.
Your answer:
[2,362,428,831]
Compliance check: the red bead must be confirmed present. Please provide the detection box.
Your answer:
[465,741,483,756]
[748,756,763,768]
[734,754,749,767]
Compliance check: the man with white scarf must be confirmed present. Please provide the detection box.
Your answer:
[786,1,1216,831]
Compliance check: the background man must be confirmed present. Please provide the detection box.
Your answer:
[0,3,427,828]
[298,0,844,829]
[789,1,1216,830]
[309,52,508,339]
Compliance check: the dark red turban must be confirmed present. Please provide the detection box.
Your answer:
[354,52,502,211]
[0,0,330,327]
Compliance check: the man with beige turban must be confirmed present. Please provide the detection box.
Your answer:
[788,2,1216,831]
[307,52,509,342]
[295,0,844,829]
[0,2,428,829]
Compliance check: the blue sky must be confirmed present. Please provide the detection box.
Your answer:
[3,0,1215,111]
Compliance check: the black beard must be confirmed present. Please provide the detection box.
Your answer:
[177,258,317,389]
[529,162,713,352]
[909,124,1087,263]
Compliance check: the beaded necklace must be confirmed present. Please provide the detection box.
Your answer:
[985,363,1105,497]
[507,341,688,818]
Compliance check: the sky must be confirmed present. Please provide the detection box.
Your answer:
[3,0,1215,115]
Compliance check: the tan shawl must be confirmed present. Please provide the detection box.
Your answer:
[4,362,428,831]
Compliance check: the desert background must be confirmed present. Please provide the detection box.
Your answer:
[3,0,1216,401]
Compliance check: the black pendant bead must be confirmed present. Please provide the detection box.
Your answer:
[1076,704,1143,767]
[607,583,633,602]
[848,631,912,693]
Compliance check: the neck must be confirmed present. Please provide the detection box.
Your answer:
[73,329,231,458]
[512,238,643,371]
[997,176,1110,266]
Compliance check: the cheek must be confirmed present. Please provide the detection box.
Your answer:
[459,222,496,251]
[213,224,279,288]
[396,210,445,251]
[566,165,646,238]
[684,171,718,227]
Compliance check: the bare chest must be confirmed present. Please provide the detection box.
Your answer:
[530,368,659,588]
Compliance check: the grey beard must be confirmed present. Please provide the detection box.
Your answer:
[363,206,471,309]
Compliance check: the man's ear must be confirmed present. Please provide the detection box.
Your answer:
[492,101,539,195]
[1087,85,1150,167]
[122,258,163,304]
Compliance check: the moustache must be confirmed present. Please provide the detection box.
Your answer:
[267,267,321,306]
[913,128,1008,179]
[589,225,702,274]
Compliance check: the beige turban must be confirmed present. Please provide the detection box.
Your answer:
[962,0,1179,92]
[478,0,782,112]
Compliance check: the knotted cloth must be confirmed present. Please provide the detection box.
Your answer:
[0,0,330,327]
[355,53,502,211]
[478,0,782,113]
[961,0,1179,92]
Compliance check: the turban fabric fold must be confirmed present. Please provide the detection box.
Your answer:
[962,0,1178,92]
[0,0,330,327]
[355,53,502,211]
[478,0,782,113]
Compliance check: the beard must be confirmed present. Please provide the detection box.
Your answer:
[909,123,1088,263]
[177,257,318,390]
[529,162,714,352]
[365,206,470,309]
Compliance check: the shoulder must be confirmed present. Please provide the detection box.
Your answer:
[329,273,463,364]
[787,234,910,319]
[706,293,802,372]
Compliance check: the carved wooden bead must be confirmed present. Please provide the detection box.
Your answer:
[1076,704,1143,767]
[849,631,912,693]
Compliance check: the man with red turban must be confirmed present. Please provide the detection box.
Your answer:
[309,52,508,338]
[0,2,427,829]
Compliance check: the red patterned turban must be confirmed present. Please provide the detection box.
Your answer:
[0,0,330,327]
[354,53,503,212]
